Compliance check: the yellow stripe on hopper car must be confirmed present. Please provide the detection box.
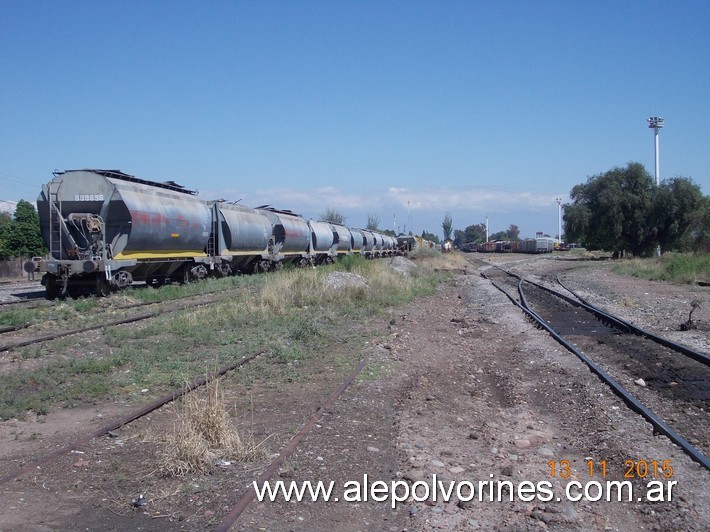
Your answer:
[221,250,268,256]
[113,251,208,260]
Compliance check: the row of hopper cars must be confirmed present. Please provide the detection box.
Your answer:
[460,237,560,253]
[25,169,405,299]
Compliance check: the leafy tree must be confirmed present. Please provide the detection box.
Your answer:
[688,195,710,252]
[0,199,45,259]
[565,162,708,256]
[366,213,380,231]
[0,211,11,229]
[489,231,509,241]
[564,162,656,257]
[14,200,40,225]
[562,203,591,245]
[453,229,466,247]
[505,224,520,241]
[421,230,440,244]
[442,212,453,241]
[320,208,346,225]
[464,223,486,244]
[651,177,705,252]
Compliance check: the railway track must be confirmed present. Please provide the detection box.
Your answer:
[0,280,45,308]
[0,349,265,485]
[0,277,268,355]
[0,291,239,353]
[0,266,373,528]
[215,358,367,531]
[481,265,710,470]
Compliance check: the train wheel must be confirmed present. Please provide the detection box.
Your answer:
[67,286,81,299]
[218,263,231,277]
[96,276,111,297]
[44,275,60,300]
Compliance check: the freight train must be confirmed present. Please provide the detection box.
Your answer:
[460,238,558,253]
[24,169,401,299]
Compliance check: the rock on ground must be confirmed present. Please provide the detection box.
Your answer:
[322,271,368,292]
[388,256,417,276]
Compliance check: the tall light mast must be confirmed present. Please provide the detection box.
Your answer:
[647,116,664,185]
[556,198,562,242]
[648,116,664,256]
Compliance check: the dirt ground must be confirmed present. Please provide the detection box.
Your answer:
[0,253,708,531]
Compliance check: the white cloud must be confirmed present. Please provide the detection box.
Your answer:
[209,184,569,213]
[384,187,567,212]
[0,200,17,216]
[205,184,568,237]
[249,187,367,211]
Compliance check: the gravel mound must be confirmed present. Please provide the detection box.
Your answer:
[322,271,368,293]
[387,256,416,276]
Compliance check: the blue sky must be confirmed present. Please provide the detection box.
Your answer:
[1,1,708,239]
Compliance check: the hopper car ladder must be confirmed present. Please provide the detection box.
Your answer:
[47,180,63,259]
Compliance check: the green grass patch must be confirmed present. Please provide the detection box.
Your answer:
[0,256,455,420]
[335,254,367,272]
[125,274,264,303]
[611,252,710,284]
[0,307,37,327]
[0,356,121,418]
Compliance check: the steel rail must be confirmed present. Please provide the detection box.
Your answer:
[487,265,706,364]
[0,293,233,353]
[521,277,632,333]
[0,288,247,343]
[215,358,368,532]
[0,349,265,485]
[0,299,35,307]
[556,274,710,366]
[0,323,31,334]
[0,298,43,309]
[482,269,709,471]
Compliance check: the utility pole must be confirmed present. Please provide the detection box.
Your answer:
[648,116,664,256]
[647,116,664,186]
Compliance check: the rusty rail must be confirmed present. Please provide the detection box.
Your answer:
[215,358,367,531]
[0,349,264,485]
[0,293,232,352]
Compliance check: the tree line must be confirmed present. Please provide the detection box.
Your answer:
[451,223,521,248]
[0,200,45,259]
[444,162,707,257]
[3,162,705,261]
[564,162,708,257]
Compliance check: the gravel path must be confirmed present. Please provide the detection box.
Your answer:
[0,253,707,531]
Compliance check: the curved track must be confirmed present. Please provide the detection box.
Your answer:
[481,265,710,470]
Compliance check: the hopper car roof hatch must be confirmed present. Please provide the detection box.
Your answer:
[53,169,199,195]
[255,205,302,217]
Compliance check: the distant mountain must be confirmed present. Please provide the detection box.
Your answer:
[0,200,17,217]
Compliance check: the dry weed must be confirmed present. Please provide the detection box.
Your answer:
[159,378,266,476]
[414,251,466,274]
